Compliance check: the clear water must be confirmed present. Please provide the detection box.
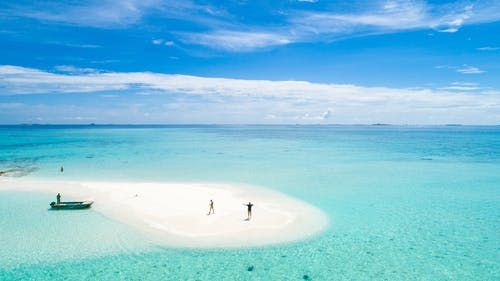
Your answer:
[0,125,499,280]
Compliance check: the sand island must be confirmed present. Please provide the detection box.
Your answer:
[0,178,328,248]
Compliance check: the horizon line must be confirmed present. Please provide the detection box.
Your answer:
[1,123,500,127]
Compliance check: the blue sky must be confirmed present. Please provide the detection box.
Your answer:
[1,0,500,124]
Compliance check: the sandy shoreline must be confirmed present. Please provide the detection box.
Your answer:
[0,178,328,248]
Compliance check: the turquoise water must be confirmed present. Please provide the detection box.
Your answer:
[1,125,499,280]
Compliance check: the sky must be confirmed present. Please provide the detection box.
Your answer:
[0,0,500,124]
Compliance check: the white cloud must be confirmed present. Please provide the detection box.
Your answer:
[477,46,499,51]
[54,65,98,74]
[437,27,459,33]
[436,3,473,32]
[302,1,428,30]
[1,65,499,124]
[435,65,454,69]
[16,0,162,28]
[287,0,500,43]
[4,0,500,52]
[452,82,479,86]
[152,39,164,45]
[136,90,165,95]
[151,39,175,46]
[51,42,101,48]
[90,59,121,64]
[152,39,175,46]
[5,0,225,29]
[436,65,486,75]
[322,108,332,119]
[291,2,419,34]
[0,65,489,101]
[181,30,291,51]
[0,65,128,94]
[440,86,481,91]
[63,116,97,121]
[100,94,119,98]
[440,82,488,91]
[295,109,334,121]
[297,0,318,2]
[456,65,485,74]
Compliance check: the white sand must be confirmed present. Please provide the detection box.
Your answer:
[0,178,328,248]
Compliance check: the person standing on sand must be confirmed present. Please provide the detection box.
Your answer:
[208,200,215,215]
[56,193,61,204]
[244,202,254,220]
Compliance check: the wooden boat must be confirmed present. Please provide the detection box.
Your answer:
[50,201,93,210]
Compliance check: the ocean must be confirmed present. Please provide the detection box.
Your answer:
[1,125,499,280]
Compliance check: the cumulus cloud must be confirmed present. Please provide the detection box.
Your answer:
[1,65,499,124]
[295,109,333,121]
[322,108,332,119]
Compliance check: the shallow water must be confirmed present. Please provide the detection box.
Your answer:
[1,125,499,280]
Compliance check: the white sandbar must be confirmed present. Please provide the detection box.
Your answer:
[0,178,328,248]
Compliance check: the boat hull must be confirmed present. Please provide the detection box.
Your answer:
[50,201,93,210]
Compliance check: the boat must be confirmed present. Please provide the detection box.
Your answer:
[50,201,94,210]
